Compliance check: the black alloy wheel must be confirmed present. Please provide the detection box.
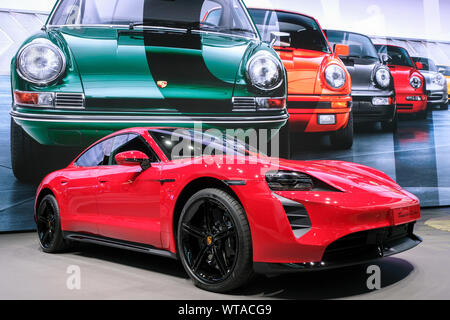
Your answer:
[37,195,70,253]
[178,188,253,292]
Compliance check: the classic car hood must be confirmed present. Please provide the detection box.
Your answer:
[341,57,381,92]
[276,48,328,95]
[56,27,255,112]
[276,159,408,195]
[388,65,421,94]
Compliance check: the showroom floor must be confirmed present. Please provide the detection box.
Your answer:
[0,207,449,299]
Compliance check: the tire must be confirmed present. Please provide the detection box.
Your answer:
[278,122,291,159]
[381,112,398,132]
[177,188,253,293]
[11,118,80,183]
[417,109,428,120]
[440,104,449,111]
[330,112,353,149]
[36,195,71,253]
[11,118,49,183]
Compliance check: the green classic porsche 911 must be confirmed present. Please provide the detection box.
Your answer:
[10,0,289,182]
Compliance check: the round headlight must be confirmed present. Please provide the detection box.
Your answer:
[432,74,445,87]
[246,52,283,91]
[374,67,391,88]
[410,76,422,89]
[16,39,66,86]
[324,65,346,89]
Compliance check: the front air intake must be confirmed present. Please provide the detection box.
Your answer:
[55,93,85,109]
[274,194,312,238]
[232,97,256,111]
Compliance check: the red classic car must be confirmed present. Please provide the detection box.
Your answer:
[375,44,428,118]
[35,128,422,292]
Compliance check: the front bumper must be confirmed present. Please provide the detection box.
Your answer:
[396,93,428,114]
[254,225,422,274]
[287,95,352,133]
[426,89,448,106]
[352,94,396,123]
[11,108,289,146]
[229,179,421,266]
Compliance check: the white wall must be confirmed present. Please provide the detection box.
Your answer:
[0,0,55,12]
[244,0,450,42]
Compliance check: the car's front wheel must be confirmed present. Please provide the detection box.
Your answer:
[330,112,354,149]
[36,194,71,253]
[440,104,449,111]
[11,118,50,183]
[177,188,253,293]
[381,112,398,132]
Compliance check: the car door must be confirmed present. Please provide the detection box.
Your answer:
[59,139,113,234]
[95,133,162,247]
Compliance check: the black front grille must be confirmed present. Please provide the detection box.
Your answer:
[322,223,414,263]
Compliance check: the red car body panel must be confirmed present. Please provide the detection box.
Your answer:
[376,44,427,114]
[36,128,420,265]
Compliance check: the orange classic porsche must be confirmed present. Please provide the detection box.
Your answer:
[248,8,353,149]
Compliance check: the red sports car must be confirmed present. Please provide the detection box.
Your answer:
[35,128,422,292]
[375,44,428,118]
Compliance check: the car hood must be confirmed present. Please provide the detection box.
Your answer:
[340,57,387,93]
[276,48,331,95]
[55,27,255,112]
[275,159,411,196]
[388,65,423,94]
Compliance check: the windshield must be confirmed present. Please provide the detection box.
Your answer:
[325,30,379,60]
[412,57,438,72]
[248,9,330,53]
[49,0,257,38]
[375,45,414,68]
[149,129,252,160]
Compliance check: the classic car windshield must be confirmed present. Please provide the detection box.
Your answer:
[149,129,253,160]
[326,30,379,60]
[49,0,257,38]
[248,9,330,53]
[376,45,414,68]
[412,57,438,72]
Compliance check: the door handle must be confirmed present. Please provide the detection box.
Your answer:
[99,180,109,184]
[158,179,176,184]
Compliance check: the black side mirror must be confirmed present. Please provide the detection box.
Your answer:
[270,31,291,48]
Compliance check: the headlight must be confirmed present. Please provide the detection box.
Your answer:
[246,52,283,91]
[324,65,346,89]
[432,74,446,87]
[16,39,66,86]
[374,67,391,88]
[410,76,422,89]
[266,171,314,191]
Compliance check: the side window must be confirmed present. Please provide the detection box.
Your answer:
[76,137,113,167]
[108,134,158,165]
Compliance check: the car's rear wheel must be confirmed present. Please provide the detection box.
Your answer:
[36,195,70,253]
[330,112,353,149]
[177,188,253,293]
